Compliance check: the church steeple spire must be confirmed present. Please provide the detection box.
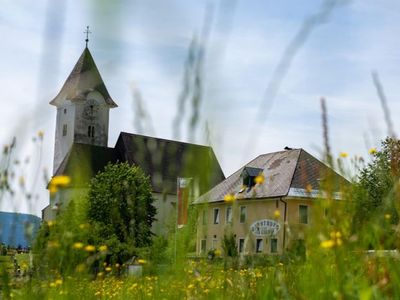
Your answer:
[84,26,91,48]
[51,44,117,174]
[49,47,117,107]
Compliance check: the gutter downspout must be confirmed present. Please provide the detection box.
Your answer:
[279,197,287,252]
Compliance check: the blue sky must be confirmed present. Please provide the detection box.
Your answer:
[1,0,400,215]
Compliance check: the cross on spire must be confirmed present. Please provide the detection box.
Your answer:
[84,26,91,48]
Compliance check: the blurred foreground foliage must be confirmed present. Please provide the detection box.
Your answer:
[2,138,400,299]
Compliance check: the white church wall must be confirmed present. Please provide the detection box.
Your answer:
[53,102,75,173]
[152,192,177,236]
[73,95,109,148]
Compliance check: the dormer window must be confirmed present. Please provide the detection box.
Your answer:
[240,167,263,190]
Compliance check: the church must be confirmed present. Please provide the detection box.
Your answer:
[41,45,225,235]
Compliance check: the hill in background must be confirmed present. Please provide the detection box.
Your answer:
[0,212,41,248]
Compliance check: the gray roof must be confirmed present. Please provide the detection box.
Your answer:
[50,47,117,107]
[194,148,348,204]
[115,132,225,194]
[52,132,225,195]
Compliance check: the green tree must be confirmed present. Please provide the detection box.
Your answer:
[86,162,156,263]
[353,137,400,248]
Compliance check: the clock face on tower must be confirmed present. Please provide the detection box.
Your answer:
[83,99,99,120]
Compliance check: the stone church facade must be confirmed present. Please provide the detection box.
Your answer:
[42,46,225,235]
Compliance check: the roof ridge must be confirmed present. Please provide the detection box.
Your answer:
[286,148,303,196]
[118,131,213,149]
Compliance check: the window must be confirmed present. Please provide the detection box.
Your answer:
[239,206,247,223]
[238,238,245,253]
[256,238,263,253]
[299,205,308,224]
[63,108,67,114]
[213,208,220,224]
[270,238,278,253]
[241,167,263,190]
[62,124,67,136]
[212,239,218,249]
[202,209,207,225]
[200,239,207,254]
[226,206,232,224]
[88,125,95,137]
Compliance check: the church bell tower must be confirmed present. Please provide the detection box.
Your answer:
[50,35,117,174]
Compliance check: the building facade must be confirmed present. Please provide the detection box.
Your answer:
[194,149,347,255]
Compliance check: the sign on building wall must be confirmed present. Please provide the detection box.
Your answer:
[250,219,280,237]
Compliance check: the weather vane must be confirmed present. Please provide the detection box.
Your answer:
[84,26,92,47]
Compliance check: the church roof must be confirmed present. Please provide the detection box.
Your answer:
[194,148,349,204]
[53,143,119,186]
[115,132,225,194]
[50,47,117,107]
[52,133,225,194]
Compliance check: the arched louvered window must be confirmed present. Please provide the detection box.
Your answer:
[88,126,95,137]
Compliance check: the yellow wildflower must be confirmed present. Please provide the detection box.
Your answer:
[115,263,120,268]
[339,152,348,158]
[105,267,112,272]
[49,185,58,195]
[55,279,63,286]
[137,259,146,264]
[99,245,108,252]
[369,148,377,155]
[320,240,335,249]
[50,175,71,186]
[274,210,281,218]
[72,242,84,250]
[255,174,265,184]
[49,282,56,288]
[49,175,71,195]
[214,249,222,256]
[385,214,391,220]
[97,272,104,277]
[84,245,96,252]
[47,220,55,227]
[188,284,195,289]
[224,193,235,202]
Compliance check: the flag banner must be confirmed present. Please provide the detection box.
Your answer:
[177,178,191,226]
